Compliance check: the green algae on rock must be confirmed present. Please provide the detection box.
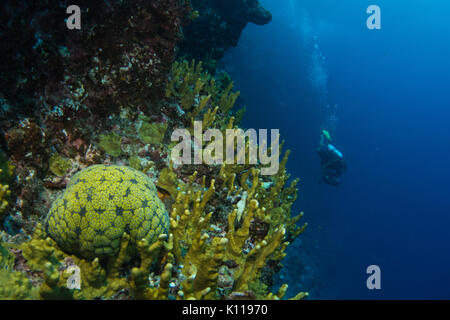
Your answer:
[49,154,72,177]
[98,133,123,157]
[138,121,168,145]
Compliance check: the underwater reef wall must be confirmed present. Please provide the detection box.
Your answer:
[0,0,192,122]
[179,0,272,71]
[0,1,307,301]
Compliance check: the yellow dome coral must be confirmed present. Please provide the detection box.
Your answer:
[45,165,169,259]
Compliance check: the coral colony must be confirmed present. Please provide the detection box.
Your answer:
[0,1,308,300]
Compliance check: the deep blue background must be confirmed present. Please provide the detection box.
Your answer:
[222,0,450,299]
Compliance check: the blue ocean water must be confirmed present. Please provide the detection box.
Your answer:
[223,0,450,299]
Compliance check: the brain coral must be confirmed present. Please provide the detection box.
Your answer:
[45,165,169,259]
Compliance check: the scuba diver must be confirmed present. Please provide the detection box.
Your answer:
[317,130,347,186]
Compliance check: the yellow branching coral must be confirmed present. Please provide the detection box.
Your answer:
[164,172,231,299]
[234,227,287,292]
[0,242,14,269]
[169,171,215,260]
[226,201,259,265]
[21,236,64,271]
[265,284,309,300]
[163,165,307,299]
[0,176,10,216]
[254,148,308,241]
[0,269,38,300]
[166,60,241,130]
[38,261,74,300]
[0,241,38,300]
[225,144,308,242]
[20,226,82,299]
[130,235,173,300]
[0,158,13,217]
[18,224,171,300]
[166,60,216,110]
[224,195,291,294]
[156,162,180,199]
[162,60,309,300]
[180,237,228,300]
[216,81,240,116]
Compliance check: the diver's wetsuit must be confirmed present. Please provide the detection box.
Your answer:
[317,135,347,186]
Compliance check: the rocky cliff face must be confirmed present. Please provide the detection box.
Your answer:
[0,0,192,121]
[179,0,272,71]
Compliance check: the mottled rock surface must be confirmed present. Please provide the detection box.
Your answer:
[179,0,272,71]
